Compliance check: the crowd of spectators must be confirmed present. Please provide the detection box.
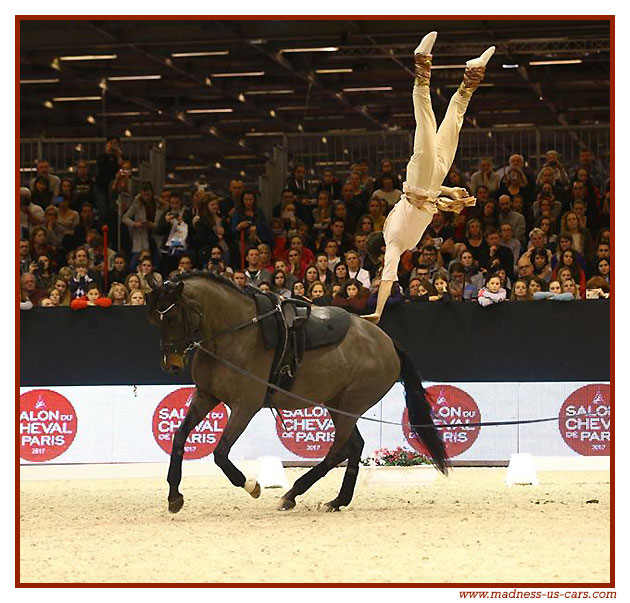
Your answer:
[19,140,611,313]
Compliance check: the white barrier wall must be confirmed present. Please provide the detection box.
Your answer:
[19,382,610,465]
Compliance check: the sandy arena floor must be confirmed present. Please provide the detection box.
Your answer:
[19,467,610,584]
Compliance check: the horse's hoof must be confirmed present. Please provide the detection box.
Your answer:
[168,496,184,514]
[278,497,296,511]
[244,478,261,499]
[323,502,341,513]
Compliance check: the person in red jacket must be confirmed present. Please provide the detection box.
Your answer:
[70,284,113,310]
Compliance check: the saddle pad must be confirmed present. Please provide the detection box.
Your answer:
[304,306,351,350]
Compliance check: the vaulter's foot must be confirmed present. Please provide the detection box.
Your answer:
[361,313,381,324]
[414,31,437,56]
[459,47,495,97]
[466,46,496,68]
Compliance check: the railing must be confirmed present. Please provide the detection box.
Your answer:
[277,125,610,194]
[19,137,166,186]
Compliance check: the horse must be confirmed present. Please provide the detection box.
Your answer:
[146,271,448,513]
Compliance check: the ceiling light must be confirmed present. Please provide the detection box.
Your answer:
[20,78,60,84]
[277,105,319,111]
[214,162,221,169]
[43,100,53,109]
[174,165,208,171]
[171,51,229,57]
[96,111,147,117]
[186,108,233,114]
[297,124,303,131]
[86,115,96,124]
[502,63,520,69]
[269,110,276,117]
[342,86,393,92]
[240,170,246,177]
[124,129,132,137]
[205,77,213,87]
[529,59,583,66]
[245,89,294,95]
[280,47,339,53]
[237,93,246,102]
[244,132,284,137]
[209,127,218,136]
[210,71,265,77]
[98,78,108,91]
[107,75,162,81]
[321,137,327,144]
[52,96,102,101]
[59,54,117,61]
[315,68,353,74]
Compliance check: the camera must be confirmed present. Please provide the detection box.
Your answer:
[585,289,600,299]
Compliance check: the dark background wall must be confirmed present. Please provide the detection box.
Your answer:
[20,301,610,387]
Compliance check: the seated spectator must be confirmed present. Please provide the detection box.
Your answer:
[365,199,386,232]
[355,215,375,237]
[206,245,233,278]
[594,257,610,285]
[458,249,484,294]
[463,218,489,263]
[498,165,531,208]
[332,262,349,288]
[561,277,581,300]
[29,159,61,197]
[270,269,291,298]
[31,176,54,209]
[470,157,501,197]
[497,195,526,247]
[444,166,469,191]
[129,289,146,305]
[243,247,272,287]
[303,265,320,291]
[291,280,309,302]
[495,266,512,297]
[552,249,586,298]
[566,181,599,238]
[41,205,66,249]
[373,158,402,192]
[46,287,62,307]
[21,273,47,306]
[535,166,566,202]
[69,264,96,299]
[405,277,429,302]
[316,169,342,201]
[347,170,370,215]
[535,215,557,250]
[312,190,333,234]
[314,253,333,286]
[32,253,55,290]
[551,232,586,273]
[51,278,71,306]
[110,253,130,284]
[530,248,552,283]
[168,254,194,280]
[231,269,247,289]
[516,255,535,283]
[332,278,369,314]
[331,201,356,236]
[477,273,507,307]
[29,226,59,270]
[257,282,271,293]
[528,277,547,297]
[108,282,130,306]
[510,279,531,302]
[257,243,274,273]
[19,238,33,276]
[137,257,163,294]
[425,211,455,263]
[286,163,310,200]
[533,279,573,302]
[533,185,563,223]
[308,281,331,306]
[272,259,296,289]
[569,147,604,191]
[56,194,81,238]
[345,249,371,289]
[322,239,341,271]
[499,222,520,270]
[478,228,514,281]
[371,174,402,210]
[479,198,499,233]
[585,276,610,300]
[70,283,113,309]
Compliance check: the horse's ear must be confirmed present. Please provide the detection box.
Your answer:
[146,273,161,291]
[174,281,185,297]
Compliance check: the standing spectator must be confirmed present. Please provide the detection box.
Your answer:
[316,169,342,201]
[20,187,43,236]
[347,171,370,217]
[95,135,124,222]
[29,159,61,196]
[470,157,501,197]
[570,148,605,190]
[72,159,95,208]
[122,182,158,270]
[220,179,244,217]
[31,176,54,209]
[42,206,65,249]
[244,247,272,287]
[155,191,192,275]
[497,195,526,248]
[538,150,569,187]
[535,166,566,202]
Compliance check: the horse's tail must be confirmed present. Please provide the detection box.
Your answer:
[394,342,449,475]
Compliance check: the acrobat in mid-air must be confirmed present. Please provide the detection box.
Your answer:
[361,32,495,323]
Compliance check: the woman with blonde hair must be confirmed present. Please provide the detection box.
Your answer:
[108,282,130,305]
[560,210,594,258]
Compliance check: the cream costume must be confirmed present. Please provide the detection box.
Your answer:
[363,32,495,323]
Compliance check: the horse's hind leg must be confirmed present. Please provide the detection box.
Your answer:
[323,426,365,512]
[213,404,262,498]
[279,414,357,511]
[167,388,218,513]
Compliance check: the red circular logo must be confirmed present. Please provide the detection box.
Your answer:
[20,389,78,462]
[152,388,229,459]
[403,385,481,458]
[558,384,611,456]
[275,407,335,458]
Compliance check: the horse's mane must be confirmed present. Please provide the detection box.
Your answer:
[169,270,251,297]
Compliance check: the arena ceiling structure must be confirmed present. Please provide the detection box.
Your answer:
[20,18,610,189]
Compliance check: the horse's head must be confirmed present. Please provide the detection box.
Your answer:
[146,275,202,374]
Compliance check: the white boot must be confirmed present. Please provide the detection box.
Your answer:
[466,46,496,68]
[414,31,438,56]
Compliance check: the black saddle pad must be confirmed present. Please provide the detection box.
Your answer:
[252,291,350,351]
[304,305,351,350]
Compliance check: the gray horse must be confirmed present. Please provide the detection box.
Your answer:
[147,271,447,513]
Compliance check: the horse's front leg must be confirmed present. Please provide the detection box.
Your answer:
[213,404,262,498]
[167,389,218,513]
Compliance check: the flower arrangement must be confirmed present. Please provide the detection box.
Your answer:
[361,446,431,467]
